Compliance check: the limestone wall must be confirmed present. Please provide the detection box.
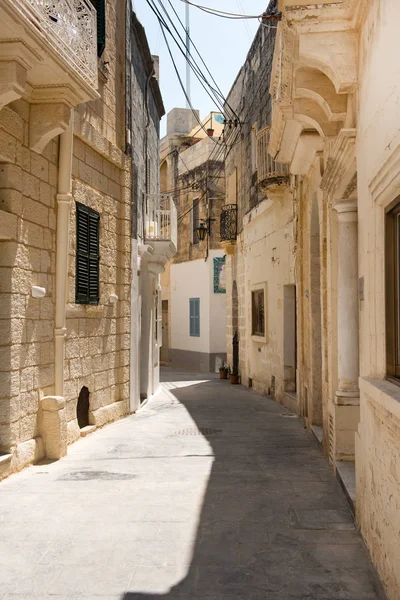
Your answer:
[0,101,58,475]
[355,1,400,597]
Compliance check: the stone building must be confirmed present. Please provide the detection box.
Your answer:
[222,2,296,402]
[264,0,400,597]
[0,1,171,479]
[125,8,173,405]
[160,109,226,372]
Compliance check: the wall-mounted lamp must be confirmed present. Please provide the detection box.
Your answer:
[196,217,216,242]
[272,247,278,263]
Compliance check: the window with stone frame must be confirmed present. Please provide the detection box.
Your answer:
[75,202,100,305]
[386,200,400,379]
[252,289,265,337]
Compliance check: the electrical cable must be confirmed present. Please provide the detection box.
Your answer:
[147,0,227,117]
[179,0,262,19]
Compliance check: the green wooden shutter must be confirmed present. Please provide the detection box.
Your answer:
[190,298,200,337]
[91,0,106,57]
[76,203,100,305]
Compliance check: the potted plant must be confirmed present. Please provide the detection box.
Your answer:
[219,361,228,379]
[230,365,239,385]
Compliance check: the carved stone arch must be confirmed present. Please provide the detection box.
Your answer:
[293,98,340,139]
[298,31,357,95]
[295,68,347,123]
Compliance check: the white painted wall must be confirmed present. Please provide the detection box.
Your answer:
[170,249,226,355]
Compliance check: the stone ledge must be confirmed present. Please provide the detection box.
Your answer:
[80,425,96,437]
[360,377,400,427]
[0,453,12,465]
[42,395,65,412]
[336,460,356,516]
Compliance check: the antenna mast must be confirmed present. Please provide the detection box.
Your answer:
[185,1,191,108]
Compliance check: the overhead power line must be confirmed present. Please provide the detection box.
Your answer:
[179,0,262,19]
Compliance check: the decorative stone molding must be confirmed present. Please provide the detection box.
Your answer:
[29,102,71,153]
[369,142,400,208]
[298,31,358,94]
[0,60,27,111]
[320,128,357,198]
[41,395,67,459]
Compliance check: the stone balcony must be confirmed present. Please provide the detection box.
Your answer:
[256,127,290,197]
[0,0,99,153]
[144,194,178,267]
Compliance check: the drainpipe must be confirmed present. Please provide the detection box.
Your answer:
[55,109,74,397]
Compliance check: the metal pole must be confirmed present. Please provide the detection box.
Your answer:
[185,2,191,107]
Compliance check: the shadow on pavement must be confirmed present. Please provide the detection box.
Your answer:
[121,369,386,600]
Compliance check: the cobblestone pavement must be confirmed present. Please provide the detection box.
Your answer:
[0,369,386,600]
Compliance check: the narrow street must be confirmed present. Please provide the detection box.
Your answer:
[0,369,384,600]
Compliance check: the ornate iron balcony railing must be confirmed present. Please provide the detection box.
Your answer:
[220,204,238,242]
[256,127,290,194]
[145,194,177,248]
[11,0,98,87]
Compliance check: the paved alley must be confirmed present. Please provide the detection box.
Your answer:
[0,369,385,600]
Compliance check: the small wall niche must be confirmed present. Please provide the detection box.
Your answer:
[77,386,90,429]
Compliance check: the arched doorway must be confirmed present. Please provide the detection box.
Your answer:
[77,386,90,429]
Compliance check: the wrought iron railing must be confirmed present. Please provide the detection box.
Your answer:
[145,194,177,248]
[256,126,289,190]
[9,0,98,87]
[220,204,238,242]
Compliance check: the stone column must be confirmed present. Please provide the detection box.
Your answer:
[334,201,359,403]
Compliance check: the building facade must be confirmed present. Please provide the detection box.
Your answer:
[0,1,171,479]
[222,2,297,402]
[160,109,226,372]
[264,0,400,597]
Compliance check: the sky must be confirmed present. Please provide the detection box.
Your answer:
[133,0,270,136]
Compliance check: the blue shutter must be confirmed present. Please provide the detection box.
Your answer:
[190,298,200,337]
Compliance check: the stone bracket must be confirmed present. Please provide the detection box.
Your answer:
[29,103,71,154]
[0,60,27,111]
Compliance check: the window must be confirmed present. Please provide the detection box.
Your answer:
[76,202,100,305]
[90,0,106,57]
[252,289,265,337]
[386,201,400,378]
[191,198,199,245]
[189,298,200,337]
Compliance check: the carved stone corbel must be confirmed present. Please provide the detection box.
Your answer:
[29,102,71,154]
[0,61,27,111]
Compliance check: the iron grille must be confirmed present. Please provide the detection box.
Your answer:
[220,204,238,242]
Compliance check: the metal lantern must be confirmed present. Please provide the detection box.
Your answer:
[196,222,208,242]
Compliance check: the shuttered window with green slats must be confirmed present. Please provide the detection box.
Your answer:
[76,202,100,305]
[90,0,106,57]
[189,298,200,337]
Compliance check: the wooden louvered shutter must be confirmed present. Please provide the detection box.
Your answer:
[91,0,106,57]
[88,210,100,304]
[76,203,100,305]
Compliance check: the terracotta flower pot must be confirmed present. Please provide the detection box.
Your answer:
[230,375,239,384]
[219,371,227,379]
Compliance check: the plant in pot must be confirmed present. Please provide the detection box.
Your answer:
[230,365,239,385]
[219,361,228,379]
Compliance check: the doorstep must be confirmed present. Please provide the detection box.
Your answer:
[282,391,297,413]
[311,425,323,448]
[336,460,356,516]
